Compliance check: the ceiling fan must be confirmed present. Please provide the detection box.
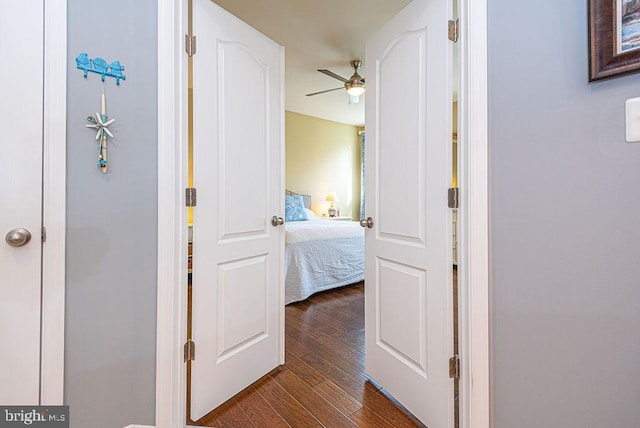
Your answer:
[306,60,365,104]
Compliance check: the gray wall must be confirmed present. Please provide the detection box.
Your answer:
[489,1,640,427]
[65,1,157,427]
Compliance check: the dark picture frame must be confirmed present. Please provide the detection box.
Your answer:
[589,0,640,81]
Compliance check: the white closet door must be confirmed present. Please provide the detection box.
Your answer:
[0,0,44,405]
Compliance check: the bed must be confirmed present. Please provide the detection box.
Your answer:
[284,191,364,304]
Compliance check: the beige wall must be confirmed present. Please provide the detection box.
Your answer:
[452,100,458,187]
[285,111,361,219]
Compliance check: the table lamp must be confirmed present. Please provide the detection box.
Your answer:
[325,192,339,217]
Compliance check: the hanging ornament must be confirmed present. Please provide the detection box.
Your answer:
[85,89,116,173]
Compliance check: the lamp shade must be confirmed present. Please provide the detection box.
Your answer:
[325,191,339,202]
[345,80,365,96]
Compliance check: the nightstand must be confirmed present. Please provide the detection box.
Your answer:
[325,216,353,221]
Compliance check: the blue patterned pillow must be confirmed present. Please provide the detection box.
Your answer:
[285,195,308,222]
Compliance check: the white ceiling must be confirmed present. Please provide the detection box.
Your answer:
[212,0,412,126]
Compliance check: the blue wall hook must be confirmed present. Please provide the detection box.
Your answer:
[76,53,126,85]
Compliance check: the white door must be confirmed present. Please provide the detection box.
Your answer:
[0,0,44,405]
[364,0,453,426]
[190,0,285,421]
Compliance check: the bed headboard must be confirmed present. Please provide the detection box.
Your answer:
[285,190,311,209]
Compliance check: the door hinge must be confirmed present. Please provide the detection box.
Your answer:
[41,227,46,243]
[448,19,459,43]
[448,188,459,208]
[186,188,197,207]
[185,34,197,57]
[449,355,460,379]
[184,339,195,362]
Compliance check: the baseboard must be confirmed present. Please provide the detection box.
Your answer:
[123,425,197,428]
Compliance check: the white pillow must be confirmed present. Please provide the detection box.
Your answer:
[304,208,321,221]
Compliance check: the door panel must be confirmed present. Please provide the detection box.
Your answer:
[217,43,269,239]
[0,0,44,405]
[217,255,268,361]
[191,0,284,421]
[365,0,453,426]
[377,30,426,244]
[377,259,427,374]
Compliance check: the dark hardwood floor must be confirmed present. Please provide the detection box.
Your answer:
[191,283,426,427]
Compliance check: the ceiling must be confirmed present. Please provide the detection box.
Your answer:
[212,0,412,126]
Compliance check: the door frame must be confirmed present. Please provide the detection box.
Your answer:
[41,0,67,405]
[457,1,490,426]
[155,0,489,427]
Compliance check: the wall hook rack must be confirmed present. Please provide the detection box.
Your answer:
[76,53,126,85]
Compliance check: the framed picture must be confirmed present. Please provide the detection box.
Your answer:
[589,0,640,81]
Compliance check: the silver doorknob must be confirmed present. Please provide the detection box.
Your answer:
[5,228,32,247]
[359,217,374,228]
[271,216,285,227]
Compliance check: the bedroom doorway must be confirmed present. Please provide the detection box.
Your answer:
[187,0,456,425]
[158,0,490,420]
[191,1,456,426]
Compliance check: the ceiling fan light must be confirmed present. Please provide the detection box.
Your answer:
[345,81,365,96]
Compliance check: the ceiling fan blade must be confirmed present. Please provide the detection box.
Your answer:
[317,69,348,83]
[306,87,344,97]
[348,95,360,104]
